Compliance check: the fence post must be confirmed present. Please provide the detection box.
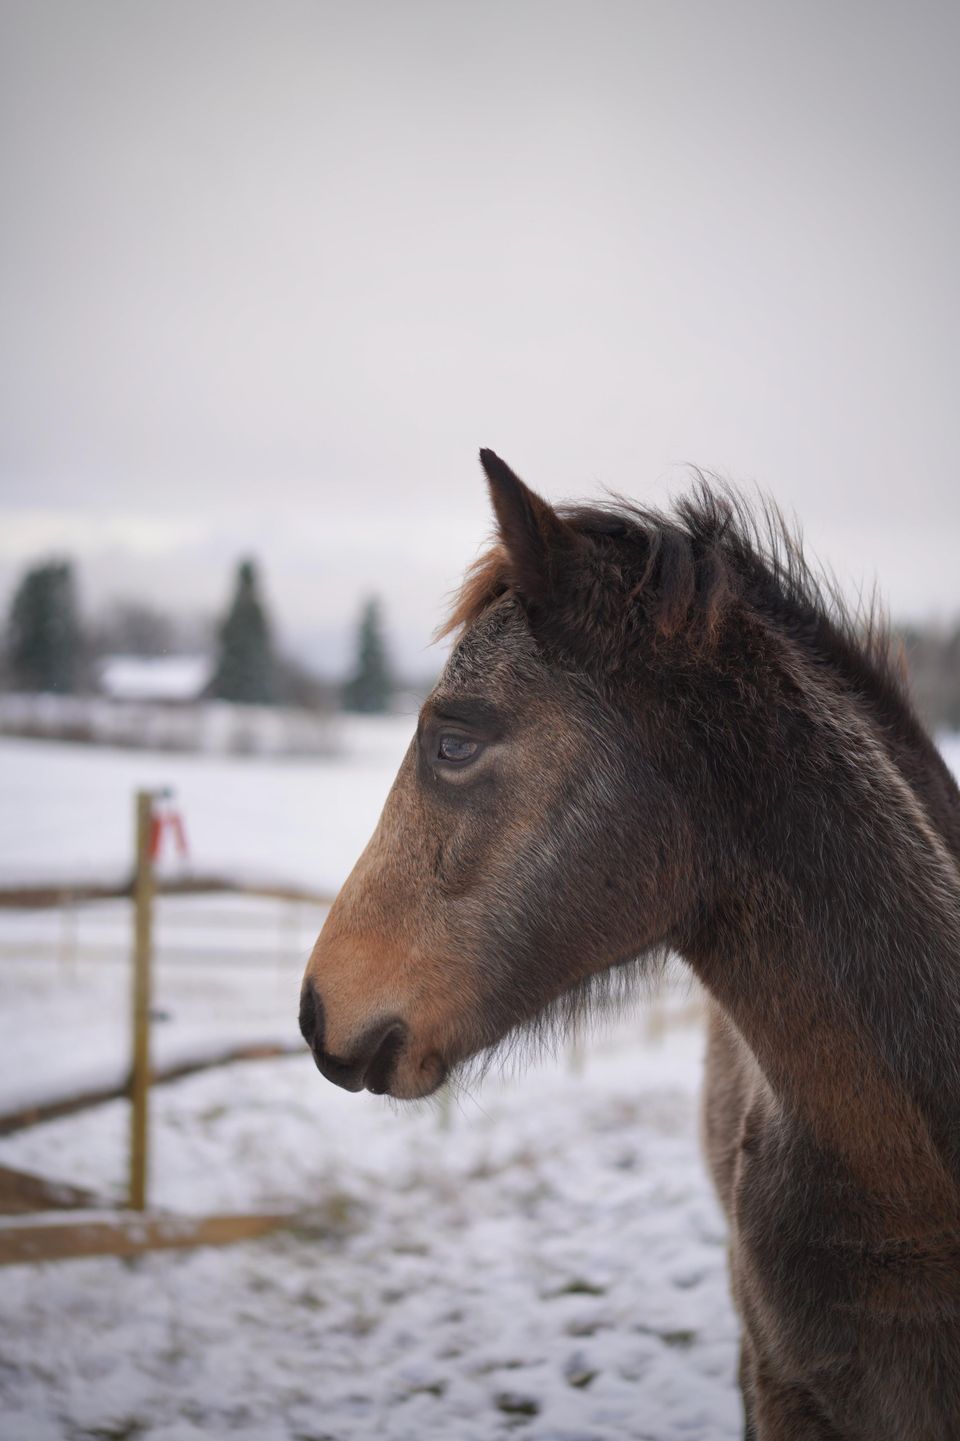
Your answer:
[129,790,155,1211]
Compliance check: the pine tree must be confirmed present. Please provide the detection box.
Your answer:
[209,558,277,704]
[342,597,393,714]
[7,560,81,693]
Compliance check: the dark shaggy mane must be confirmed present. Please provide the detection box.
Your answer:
[432,472,960,1086]
[441,477,918,735]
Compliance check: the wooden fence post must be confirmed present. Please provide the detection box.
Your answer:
[129,790,155,1211]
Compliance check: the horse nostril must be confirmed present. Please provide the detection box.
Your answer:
[313,1048,366,1092]
[362,1022,407,1095]
[309,1015,408,1095]
[298,984,323,1049]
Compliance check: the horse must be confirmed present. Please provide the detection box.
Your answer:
[300,449,960,1439]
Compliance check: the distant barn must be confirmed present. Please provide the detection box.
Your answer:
[97,655,211,705]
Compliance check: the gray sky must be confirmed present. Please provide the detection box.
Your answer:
[1,0,958,675]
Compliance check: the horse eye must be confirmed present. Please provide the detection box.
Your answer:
[437,734,479,764]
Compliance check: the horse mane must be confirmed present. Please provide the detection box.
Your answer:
[436,476,960,1090]
[440,477,914,733]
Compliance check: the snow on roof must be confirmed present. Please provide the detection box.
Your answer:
[98,654,211,702]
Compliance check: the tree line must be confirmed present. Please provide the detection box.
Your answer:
[1,556,395,714]
[4,553,958,729]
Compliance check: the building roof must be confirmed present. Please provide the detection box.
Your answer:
[98,654,210,702]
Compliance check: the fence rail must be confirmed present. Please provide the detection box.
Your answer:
[0,875,336,910]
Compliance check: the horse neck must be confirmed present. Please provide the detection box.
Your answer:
[684,699,960,1222]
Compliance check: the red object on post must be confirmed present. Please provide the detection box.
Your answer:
[148,807,189,863]
[168,812,189,859]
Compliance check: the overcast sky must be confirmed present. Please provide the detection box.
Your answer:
[1,1,958,675]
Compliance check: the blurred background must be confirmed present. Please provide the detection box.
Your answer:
[0,4,957,1440]
[2,0,959,725]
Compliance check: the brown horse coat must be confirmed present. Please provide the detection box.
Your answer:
[302,451,960,1439]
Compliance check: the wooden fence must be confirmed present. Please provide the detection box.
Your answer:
[0,787,334,1264]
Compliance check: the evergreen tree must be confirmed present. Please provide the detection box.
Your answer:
[209,558,277,704]
[342,597,393,714]
[6,560,81,693]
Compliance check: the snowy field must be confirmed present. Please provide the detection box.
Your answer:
[0,714,418,891]
[0,716,420,1118]
[1,724,958,1441]
[0,1028,737,1441]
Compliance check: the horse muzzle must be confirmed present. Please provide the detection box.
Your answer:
[298,983,447,1098]
[298,984,402,1093]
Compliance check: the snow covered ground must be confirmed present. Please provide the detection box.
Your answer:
[0,1027,739,1441]
[0,725,957,1441]
[0,714,416,891]
[0,717,416,1116]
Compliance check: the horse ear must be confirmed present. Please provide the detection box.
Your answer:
[478,448,580,614]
